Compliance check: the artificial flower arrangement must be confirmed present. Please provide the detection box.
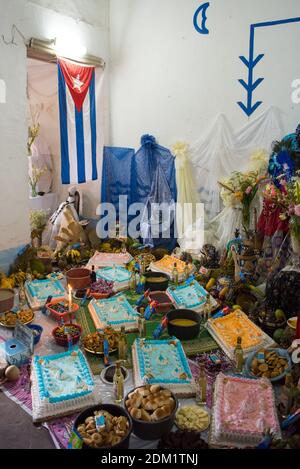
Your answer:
[263,173,300,249]
[218,170,266,232]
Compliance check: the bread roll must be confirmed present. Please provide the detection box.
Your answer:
[150,385,161,394]
[140,409,152,422]
[130,408,142,420]
[144,398,159,411]
[151,405,171,421]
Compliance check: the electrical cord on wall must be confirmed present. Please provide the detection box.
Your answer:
[2,24,28,47]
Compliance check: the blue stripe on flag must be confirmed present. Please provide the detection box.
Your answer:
[75,106,86,184]
[58,64,70,184]
[89,71,98,181]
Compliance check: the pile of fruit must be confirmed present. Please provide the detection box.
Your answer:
[91,279,114,295]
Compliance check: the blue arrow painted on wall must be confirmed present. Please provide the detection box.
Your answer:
[238,16,300,117]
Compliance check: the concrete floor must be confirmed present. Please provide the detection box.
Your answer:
[0,392,55,449]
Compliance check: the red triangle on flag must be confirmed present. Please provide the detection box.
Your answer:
[58,59,95,113]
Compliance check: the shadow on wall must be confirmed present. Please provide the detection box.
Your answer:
[0,246,27,275]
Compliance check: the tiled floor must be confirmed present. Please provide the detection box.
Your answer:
[0,393,55,449]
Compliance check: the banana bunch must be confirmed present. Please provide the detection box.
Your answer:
[66,249,81,263]
[9,271,26,287]
[0,276,15,289]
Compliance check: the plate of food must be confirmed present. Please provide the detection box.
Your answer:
[287,317,297,330]
[245,348,291,382]
[0,309,35,328]
[175,405,210,432]
[83,327,120,355]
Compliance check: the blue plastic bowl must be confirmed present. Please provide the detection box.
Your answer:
[27,324,43,346]
[245,348,291,383]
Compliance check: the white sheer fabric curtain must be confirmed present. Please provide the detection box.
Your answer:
[190,107,284,220]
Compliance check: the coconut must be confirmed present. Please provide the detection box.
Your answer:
[5,365,20,382]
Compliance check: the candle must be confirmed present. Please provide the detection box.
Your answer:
[68,285,72,312]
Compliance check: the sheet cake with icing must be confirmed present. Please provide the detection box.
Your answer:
[206,310,274,359]
[132,338,196,398]
[86,251,132,269]
[149,255,195,281]
[88,294,139,331]
[96,266,131,292]
[31,350,99,422]
[25,279,65,310]
[209,373,281,448]
[167,281,217,313]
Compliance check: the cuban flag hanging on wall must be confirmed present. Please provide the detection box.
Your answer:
[57,59,98,184]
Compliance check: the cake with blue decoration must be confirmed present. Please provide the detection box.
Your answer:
[88,294,139,331]
[25,279,66,310]
[31,350,98,422]
[96,266,131,292]
[167,281,217,313]
[132,338,196,397]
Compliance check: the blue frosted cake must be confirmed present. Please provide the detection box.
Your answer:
[88,294,139,331]
[132,338,195,397]
[167,281,217,313]
[31,350,98,422]
[25,279,65,310]
[96,266,131,292]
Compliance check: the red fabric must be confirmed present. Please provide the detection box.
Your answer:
[58,59,95,113]
[258,199,289,237]
[297,311,300,340]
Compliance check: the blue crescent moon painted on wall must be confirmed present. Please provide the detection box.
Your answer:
[193,2,210,35]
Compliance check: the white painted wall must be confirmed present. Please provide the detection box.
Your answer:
[109,0,300,148]
[0,0,109,262]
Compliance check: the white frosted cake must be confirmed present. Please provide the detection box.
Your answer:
[31,350,99,422]
[86,251,133,269]
[96,266,131,292]
[209,373,281,448]
[88,295,139,331]
[132,338,196,398]
[167,281,217,313]
[206,310,274,360]
[25,279,66,310]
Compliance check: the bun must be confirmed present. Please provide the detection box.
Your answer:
[140,409,152,422]
[130,408,142,420]
[151,405,172,421]
[150,385,161,394]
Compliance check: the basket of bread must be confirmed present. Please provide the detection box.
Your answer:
[124,385,178,440]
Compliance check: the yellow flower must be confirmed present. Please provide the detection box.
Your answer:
[279,213,287,221]
[234,191,244,202]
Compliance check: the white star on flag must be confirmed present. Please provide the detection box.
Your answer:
[72,74,84,91]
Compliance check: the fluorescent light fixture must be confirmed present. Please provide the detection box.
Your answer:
[53,37,87,58]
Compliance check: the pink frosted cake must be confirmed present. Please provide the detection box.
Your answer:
[209,373,281,448]
[86,251,133,269]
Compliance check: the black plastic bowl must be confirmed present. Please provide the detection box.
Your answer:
[124,386,178,440]
[144,271,169,292]
[74,404,133,450]
[166,309,200,340]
